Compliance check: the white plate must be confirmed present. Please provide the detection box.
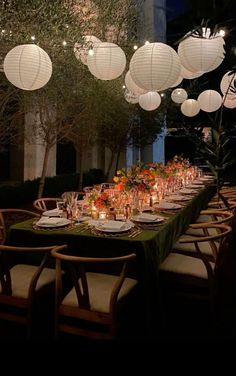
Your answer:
[168,195,190,201]
[42,209,62,217]
[95,222,132,233]
[36,218,71,228]
[155,202,182,210]
[131,215,164,223]
[179,188,198,194]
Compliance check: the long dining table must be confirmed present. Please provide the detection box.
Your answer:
[9,184,216,338]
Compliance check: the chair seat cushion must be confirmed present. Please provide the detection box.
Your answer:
[185,227,219,237]
[62,273,138,313]
[173,235,219,256]
[0,264,55,298]
[159,252,215,280]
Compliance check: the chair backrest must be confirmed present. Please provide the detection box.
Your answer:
[51,245,137,339]
[0,209,39,245]
[179,223,232,265]
[33,197,61,212]
[0,244,58,337]
[191,209,234,227]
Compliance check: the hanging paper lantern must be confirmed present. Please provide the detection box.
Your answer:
[3,44,52,90]
[139,91,161,111]
[74,35,101,65]
[170,74,183,88]
[124,90,139,104]
[125,71,147,95]
[197,90,222,112]
[178,28,225,73]
[171,88,188,103]
[181,99,200,117]
[220,71,236,96]
[223,96,236,109]
[181,65,203,79]
[87,42,126,80]
[129,42,181,91]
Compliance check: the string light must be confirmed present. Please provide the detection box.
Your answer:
[62,40,67,46]
[88,48,94,56]
[145,40,150,45]
[219,29,226,37]
[133,44,138,50]
[122,85,126,89]
[31,35,35,41]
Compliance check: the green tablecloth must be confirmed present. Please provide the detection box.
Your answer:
[9,185,215,338]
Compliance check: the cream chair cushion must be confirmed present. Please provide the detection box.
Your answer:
[173,235,219,256]
[0,264,55,298]
[160,252,215,279]
[62,272,137,313]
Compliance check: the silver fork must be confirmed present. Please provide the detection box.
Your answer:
[128,229,142,238]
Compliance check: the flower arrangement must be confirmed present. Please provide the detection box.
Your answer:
[88,192,111,209]
[113,163,156,192]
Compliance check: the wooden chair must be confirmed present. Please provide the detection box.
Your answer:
[51,245,138,340]
[0,209,39,245]
[0,244,58,338]
[33,197,61,212]
[160,224,232,305]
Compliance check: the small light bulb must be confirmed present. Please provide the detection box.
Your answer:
[219,29,225,37]
[88,48,94,56]
[145,40,150,45]
[133,45,138,50]
[62,40,67,46]
[122,85,126,89]
[1,29,5,34]
[31,35,35,41]
[160,93,165,97]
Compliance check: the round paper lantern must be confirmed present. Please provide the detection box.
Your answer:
[223,96,236,109]
[170,74,183,88]
[4,44,52,90]
[139,91,161,111]
[74,35,101,65]
[171,88,188,103]
[125,71,147,95]
[181,99,200,117]
[129,42,181,91]
[124,90,139,104]
[197,90,222,112]
[220,71,236,96]
[178,29,225,73]
[87,42,126,80]
[181,65,203,79]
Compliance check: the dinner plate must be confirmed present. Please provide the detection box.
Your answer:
[168,195,190,201]
[36,218,71,228]
[95,222,133,233]
[155,202,182,210]
[131,214,165,223]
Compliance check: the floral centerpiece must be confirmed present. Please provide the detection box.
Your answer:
[113,163,156,192]
[88,191,111,209]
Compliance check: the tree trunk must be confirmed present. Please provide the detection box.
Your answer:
[105,150,114,181]
[115,146,122,175]
[78,148,83,191]
[37,143,51,198]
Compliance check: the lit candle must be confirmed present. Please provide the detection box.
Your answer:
[91,205,99,219]
[99,210,107,220]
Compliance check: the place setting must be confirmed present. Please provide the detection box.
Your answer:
[130,212,166,230]
[33,216,74,231]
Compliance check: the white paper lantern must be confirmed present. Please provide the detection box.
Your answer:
[74,35,101,65]
[124,90,139,104]
[139,91,161,111]
[223,96,236,109]
[220,71,236,96]
[125,71,147,95]
[129,42,181,91]
[178,29,225,73]
[181,65,203,79]
[170,74,183,88]
[87,42,126,80]
[197,90,222,112]
[181,99,200,117]
[171,88,188,103]
[4,44,52,90]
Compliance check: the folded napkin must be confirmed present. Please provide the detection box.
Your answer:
[100,220,126,230]
[37,217,65,226]
[135,213,160,222]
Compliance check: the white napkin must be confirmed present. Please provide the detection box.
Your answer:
[135,213,160,222]
[36,217,65,226]
[43,209,62,217]
[100,220,126,230]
